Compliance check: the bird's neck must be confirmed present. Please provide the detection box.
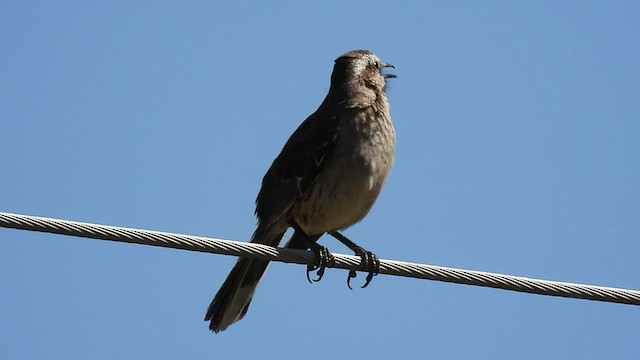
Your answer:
[322,82,385,110]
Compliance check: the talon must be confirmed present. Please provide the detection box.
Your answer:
[361,252,380,288]
[347,270,357,290]
[306,245,334,283]
[306,264,315,283]
[351,249,380,289]
[314,265,326,282]
[361,267,375,288]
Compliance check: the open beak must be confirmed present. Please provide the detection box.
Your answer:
[381,62,397,79]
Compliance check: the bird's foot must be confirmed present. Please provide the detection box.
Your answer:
[328,231,380,289]
[306,244,335,283]
[347,247,380,289]
[286,219,335,283]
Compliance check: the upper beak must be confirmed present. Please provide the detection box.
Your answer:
[381,62,397,79]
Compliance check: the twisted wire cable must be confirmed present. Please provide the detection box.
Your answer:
[1,211,639,305]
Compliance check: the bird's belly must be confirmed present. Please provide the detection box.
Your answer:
[289,159,389,235]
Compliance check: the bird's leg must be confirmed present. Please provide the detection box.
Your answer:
[287,219,335,283]
[329,231,380,289]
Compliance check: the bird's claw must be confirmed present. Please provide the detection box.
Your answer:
[306,245,335,283]
[347,249,380,289]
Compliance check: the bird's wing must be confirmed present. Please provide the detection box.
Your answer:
[254,111,339,229]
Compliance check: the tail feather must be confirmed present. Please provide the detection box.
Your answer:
[205,258,269,332]
[205,229,285,333]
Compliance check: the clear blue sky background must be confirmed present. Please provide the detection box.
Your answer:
[1,1,639,359]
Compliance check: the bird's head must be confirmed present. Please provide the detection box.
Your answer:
[329,50,395,107]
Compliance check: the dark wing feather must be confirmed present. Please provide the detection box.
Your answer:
[255,111,339,228]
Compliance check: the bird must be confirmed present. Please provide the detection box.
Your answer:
[205,49,396,333]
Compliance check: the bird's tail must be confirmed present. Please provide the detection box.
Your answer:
[205,229,284,333]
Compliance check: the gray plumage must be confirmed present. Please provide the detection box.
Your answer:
[205,49,396,332]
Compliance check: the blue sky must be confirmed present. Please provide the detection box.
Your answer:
[1,1,639,358]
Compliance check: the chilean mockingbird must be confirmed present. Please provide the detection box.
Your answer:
[205,49,396,332]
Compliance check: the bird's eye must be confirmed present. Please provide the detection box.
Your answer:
[373,61,379,69]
